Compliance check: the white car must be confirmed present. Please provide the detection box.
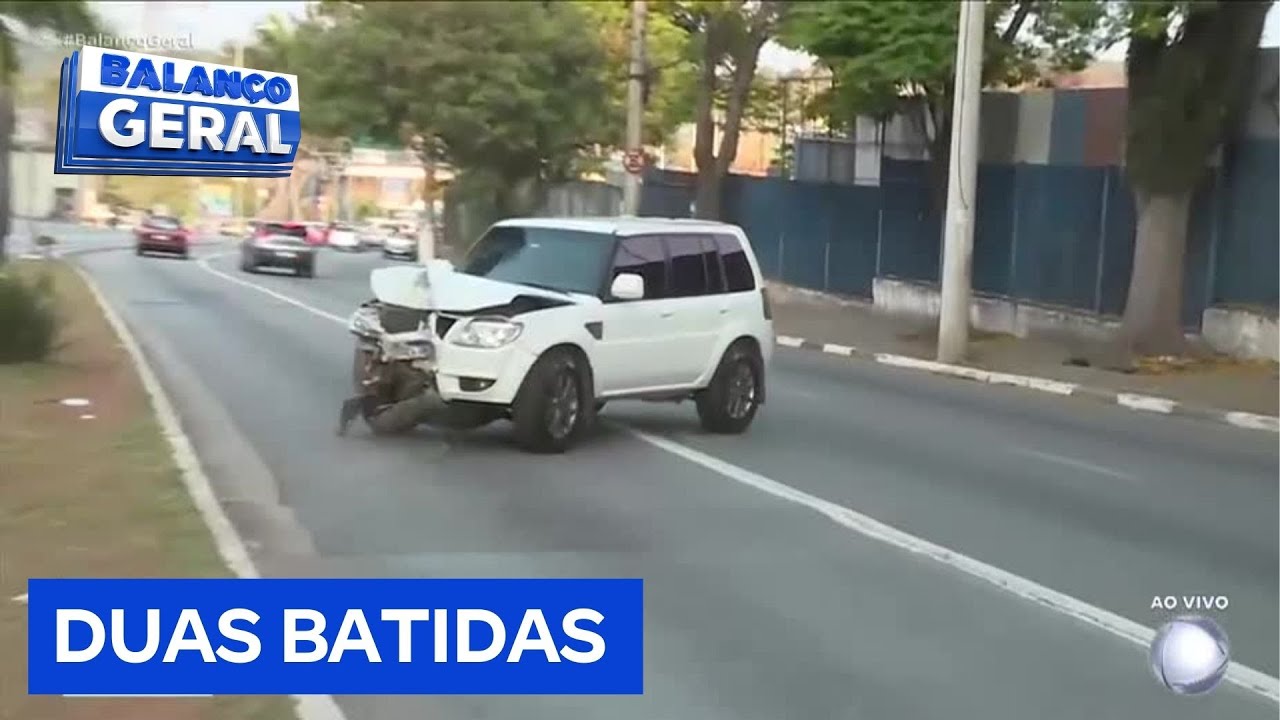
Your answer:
[382,233,418,260]
[348,217,775,453]
[357,222,392,248]
[328,223,361,251]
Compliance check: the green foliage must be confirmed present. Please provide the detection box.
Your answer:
[574,0,697,147]
[662,0,786,218]
[253,1,612,193]
[1116,0,1270,193]
[355,201,379,221]
[778,1,1109,136]
[0,267,58,363]
[0,1,100,79]
[101,176,198,219]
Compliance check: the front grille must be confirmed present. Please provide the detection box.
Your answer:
[378,304,428,333]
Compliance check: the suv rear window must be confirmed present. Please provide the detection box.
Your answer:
[714,234,755,292]
[262,223,307,238]
[145,216,181,230]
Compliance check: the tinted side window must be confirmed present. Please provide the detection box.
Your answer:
[612,235,667,299]
[699,235,725,293]
[714,234,755,292]
[666,234,708,297]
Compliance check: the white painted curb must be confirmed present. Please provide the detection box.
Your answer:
[77,266,349,720]
[774,333,1278,433]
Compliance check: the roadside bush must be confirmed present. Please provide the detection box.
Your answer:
[0,268,59,363]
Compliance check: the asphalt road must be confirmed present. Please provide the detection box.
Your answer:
[62,230,1279,720]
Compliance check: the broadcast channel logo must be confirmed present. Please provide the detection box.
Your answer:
[54,45,299,177]
[1149,616,1231,696]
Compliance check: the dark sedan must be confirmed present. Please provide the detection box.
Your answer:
[239,222,317,277]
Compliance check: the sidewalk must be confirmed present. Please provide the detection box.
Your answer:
[768,282,1279,418]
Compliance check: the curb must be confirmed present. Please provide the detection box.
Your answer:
[776,335,1280,434]
[76,265,349,720]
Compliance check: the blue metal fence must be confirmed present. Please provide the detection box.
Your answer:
[641,137,1278,328]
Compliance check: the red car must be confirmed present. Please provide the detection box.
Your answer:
[134,215,192,259]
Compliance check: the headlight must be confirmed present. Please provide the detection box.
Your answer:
[452,317,523,348]
[383,330,434,361]
[348,306,383,337]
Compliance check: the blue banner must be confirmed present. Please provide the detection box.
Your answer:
[28,578,644,695]
[55,45,300,178]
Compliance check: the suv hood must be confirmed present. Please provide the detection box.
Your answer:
[369,261,588,314]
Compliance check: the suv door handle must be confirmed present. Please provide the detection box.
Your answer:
[660,310,675,318]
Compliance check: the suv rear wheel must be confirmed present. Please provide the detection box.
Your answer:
[511,348,591,454]
[696,342,763,434]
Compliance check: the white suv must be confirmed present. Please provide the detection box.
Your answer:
[354,217,775,453]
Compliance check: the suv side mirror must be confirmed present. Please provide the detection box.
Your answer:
[610,273,645,300]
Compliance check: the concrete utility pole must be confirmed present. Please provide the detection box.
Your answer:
[411,134,436,263]
[936,0,986,364]
[622,0,647,215]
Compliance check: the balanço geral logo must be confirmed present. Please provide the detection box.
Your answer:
[55,45,300,177]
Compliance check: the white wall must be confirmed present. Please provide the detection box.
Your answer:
[9,151,82,218]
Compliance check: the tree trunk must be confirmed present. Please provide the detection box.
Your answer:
[0,84,12,266]
[693,167,722,220]
[1120,189,1193,356]
[691,31,719,220]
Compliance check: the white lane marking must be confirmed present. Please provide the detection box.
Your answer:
[12,593,27,604]
[1010,447,1136,481]
[625,428,1279,703]
[76,266,350,720]
[776,335,805,348]
[188,258,1280,704]
[822,342,855,356]
[1225,411,1280,433]
[197,252,348,324]
[1116,393,1176,414]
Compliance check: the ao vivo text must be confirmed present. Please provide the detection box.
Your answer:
[56,606,606,664]
[27,578,643,695]
[1150,595,1231,611]
[56,46,300,177]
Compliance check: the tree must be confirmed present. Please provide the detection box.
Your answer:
[667,0,787,220]
[778,0,1106,209]
[1115,1,1270,355]
[0,1,99,264]
[575,0,697,150]
[254,1,613,218]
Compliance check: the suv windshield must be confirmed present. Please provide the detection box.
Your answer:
[145,216,181,229]
[459,226,615,296]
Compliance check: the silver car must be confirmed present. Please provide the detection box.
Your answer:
[240,223,317,277]
[382,233,418,260]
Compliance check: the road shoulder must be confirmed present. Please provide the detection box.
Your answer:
[0,259,301,720]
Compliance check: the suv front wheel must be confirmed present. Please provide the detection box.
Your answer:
[511,348,592,454]
[696,342,763,434]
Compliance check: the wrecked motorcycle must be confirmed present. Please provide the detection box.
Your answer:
[337,264,501,436]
